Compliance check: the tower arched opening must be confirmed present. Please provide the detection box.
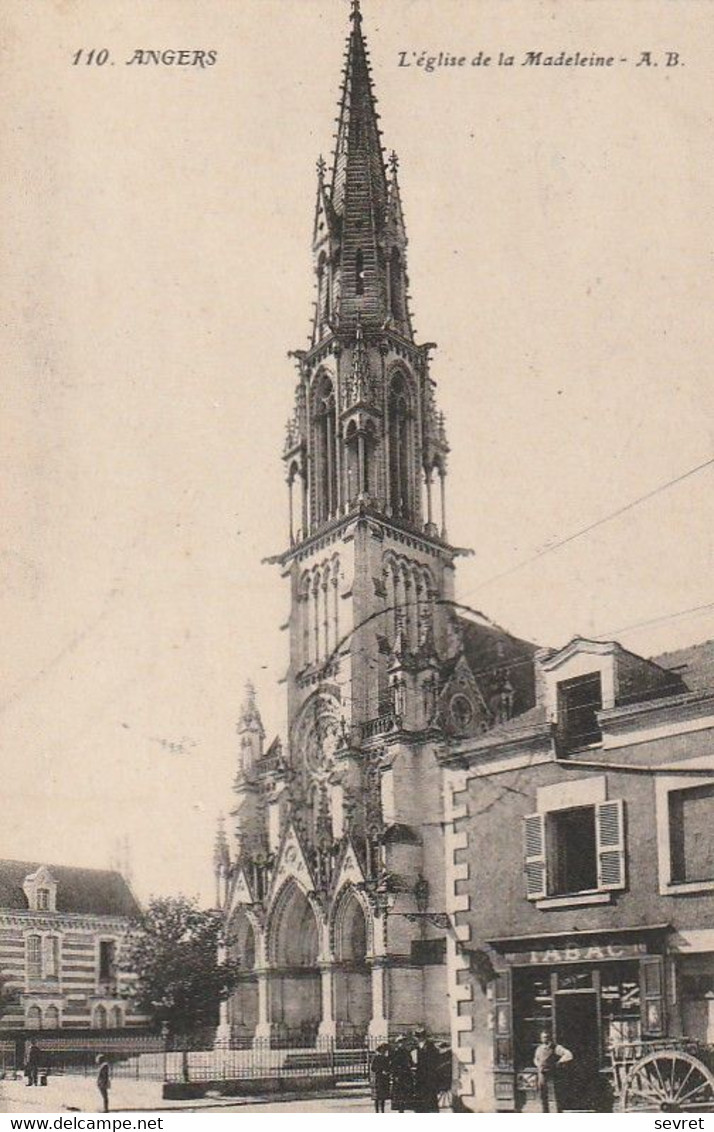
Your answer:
[388,372,414,521]
[312,374,338,527]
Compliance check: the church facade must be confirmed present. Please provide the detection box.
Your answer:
[214,0,534,1052]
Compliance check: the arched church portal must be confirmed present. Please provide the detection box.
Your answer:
[227,909,259,1046]
[333,888,372,1048]
[269,882,322,1044]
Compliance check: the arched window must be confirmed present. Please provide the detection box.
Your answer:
[355,249,365,296]
[390,247,403,321]
[94,1005,107,1030]
[110,1005,123,1029]
[44,1005,59,1030]
[26,1005,42,1031]
[313,376,338,524]
[388,373,412,519]
[26,935,42,981]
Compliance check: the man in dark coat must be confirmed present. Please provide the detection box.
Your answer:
[96,1055,111,1113]
[389,1036,414,1113]
[413,1029,441,1112]
[25,1041,40,1087]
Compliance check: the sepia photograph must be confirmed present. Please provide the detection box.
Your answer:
[1,0,713,1117]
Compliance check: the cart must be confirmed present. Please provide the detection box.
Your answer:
[611,1038,714,1112]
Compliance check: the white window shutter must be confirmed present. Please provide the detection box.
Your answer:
[596,799,626,890]
[523,813,547,900]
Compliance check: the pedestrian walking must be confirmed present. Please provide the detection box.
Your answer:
[534,1030,573,1113]
[413,1028,441,1112]
[96,1054,111,1113]
[370,1043,391,1113]
[25,1041,40,1087]
[389,1036,414,1113]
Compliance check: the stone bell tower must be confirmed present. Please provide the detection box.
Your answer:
[221,0,475,1049]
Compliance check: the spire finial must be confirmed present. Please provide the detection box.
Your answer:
[316,154,326,180]
[389,150,399,176]
[350,0,362,24]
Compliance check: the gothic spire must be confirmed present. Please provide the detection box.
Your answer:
[331,0,387,217]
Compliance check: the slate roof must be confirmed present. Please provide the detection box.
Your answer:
[449,611,539,718]
[0,859,140,918]
[651,639,714,697]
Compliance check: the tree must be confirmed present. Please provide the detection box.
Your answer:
[123,896,241,1035]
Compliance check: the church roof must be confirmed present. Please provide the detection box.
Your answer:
[447,611,539,719]
[0,859,140,918]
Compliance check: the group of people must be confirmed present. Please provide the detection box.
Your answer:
[23,1042,111,1112]
[369,1029,450,1113]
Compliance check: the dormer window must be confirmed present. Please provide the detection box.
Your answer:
[23,866,58,913]
[556,671,602,754]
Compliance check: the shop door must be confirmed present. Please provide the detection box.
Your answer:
[555,991,601,1109]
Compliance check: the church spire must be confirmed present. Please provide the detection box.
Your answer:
[331,0,387,217]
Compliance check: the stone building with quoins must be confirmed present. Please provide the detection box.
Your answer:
[440,638,714,1111]
[0,859,149,1035]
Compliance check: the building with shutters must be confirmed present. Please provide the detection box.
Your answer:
[0,859,149,1036]
[440,636,714,1111]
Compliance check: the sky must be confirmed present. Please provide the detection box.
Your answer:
[2,0,713,906]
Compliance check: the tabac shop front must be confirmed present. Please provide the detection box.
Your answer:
[486,926,670,1111]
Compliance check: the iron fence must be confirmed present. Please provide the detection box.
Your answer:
[0,1040,16,1076]
[163,1039,369,1085]
[5,1034,370,1087]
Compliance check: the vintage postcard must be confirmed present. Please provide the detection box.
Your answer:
[1,0,713,1117]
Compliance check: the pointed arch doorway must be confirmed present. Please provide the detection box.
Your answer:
[227,910,258,1047]
[269,881,322,1046]
[333,889,373,1048]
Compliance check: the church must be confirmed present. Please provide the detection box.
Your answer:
[213,0,535,1051]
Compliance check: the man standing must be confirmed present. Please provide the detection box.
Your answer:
[96,1054,111,1113]
[25,1041,40,1087]
[534,1030,573,1113]
[413,1028,441,1113]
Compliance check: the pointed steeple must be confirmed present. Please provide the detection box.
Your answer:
[329,0,391,332]
[332,0,387,216]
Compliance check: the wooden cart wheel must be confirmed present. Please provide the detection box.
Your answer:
[622,1050,714,1112]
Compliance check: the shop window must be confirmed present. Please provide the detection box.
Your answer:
[668,783,714,884]
[524,800,625,901]
[556,672,602,754]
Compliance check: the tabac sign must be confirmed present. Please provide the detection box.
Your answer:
[504,941,649,966]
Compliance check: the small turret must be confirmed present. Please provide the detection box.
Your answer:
[236,681,265,779]
[232,681,267,860]
[213,815,231,908]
